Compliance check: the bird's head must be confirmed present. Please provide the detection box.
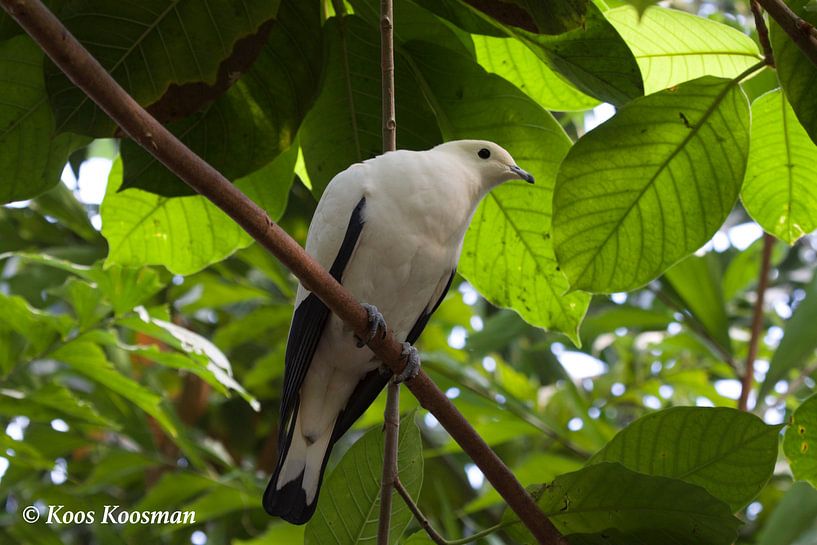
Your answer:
[437,140,535,188]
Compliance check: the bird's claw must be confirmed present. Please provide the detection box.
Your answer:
[394,342,421,383]
[356,304,387,348]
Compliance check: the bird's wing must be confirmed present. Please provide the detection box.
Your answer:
[331,268,456,440]
[278,196,367,444]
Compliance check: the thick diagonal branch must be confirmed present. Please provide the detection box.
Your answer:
[756,0,817,68]
[0,1,563,543]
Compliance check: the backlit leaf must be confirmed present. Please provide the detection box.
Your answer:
[784,394,817,488]
[553,76,751,293]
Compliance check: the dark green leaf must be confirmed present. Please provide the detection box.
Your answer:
[742,89,817,243]
[512,463,741,545]
[771,0,817,145]
[589,407,780,510]
[553,76,751,293]
[784,393,817,487]
[30,182,99,241]
[0,36,85,203]
[120,0,321,196]
[305,413,423,545]
[300,15,442,197]
[0,292,71,357]
[0,383,115,428]
[45,0,281,136]
[722,237,786,300]
[761,271,817,398]
[664,252,731,353]
[51,339,178,437]
[756,482,817,545]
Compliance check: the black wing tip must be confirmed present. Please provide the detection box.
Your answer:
[263,472,317,525]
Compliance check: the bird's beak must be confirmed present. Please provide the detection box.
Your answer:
[510,165,535,184]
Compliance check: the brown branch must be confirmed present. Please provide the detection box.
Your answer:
[755,0,817,68]
[751,0,776,66]
[0,0,562,542]
[377,1,399,543]
[739,233,775,412]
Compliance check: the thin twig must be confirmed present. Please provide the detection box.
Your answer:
[377,0,399,544]
[650,287,738,372]
[394,478,516,545]
[0,1,562,542]
[739,233,775,411]
[755,0,817,68]
[751,0,776,66]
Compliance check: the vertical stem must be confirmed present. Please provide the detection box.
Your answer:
[380,0,396,152]
[377,1,398,545]
[378,382,401,545]
[751,0,776,67]
[739,233,775,411]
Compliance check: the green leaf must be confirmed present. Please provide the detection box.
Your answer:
[722,236,787,300]
[513,462,740,544]
[233,523,305,545]
[742,89,817,243]
[756,482,817,545]
[784,393,817,487]
[418,0,643,104]
[579,304,672,344]
[0,293,71,357]
[305,413,423,545]
[771,0,817,146]
[300,15,442,197]
[30,181,99,241]
[606,6,763,94]
[761,271,817,398]
[0,383,115,428]
[51,339,177,437]
[171,483,257,528]
[472,35,599,111]
[664,252,731,353]
[45,0,281,136]
[1,252,166,315]
[589,407,780,510]
[102,142,296,275]
[0,35,85,203]
[404,41,590,342]
[120,0,321,196]
[553,76,751,293]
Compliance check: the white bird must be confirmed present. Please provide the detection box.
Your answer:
[263,140,534,524]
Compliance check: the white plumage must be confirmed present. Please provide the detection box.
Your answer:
[263,140,534,524]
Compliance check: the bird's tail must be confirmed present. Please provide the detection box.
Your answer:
[263,410,335,525]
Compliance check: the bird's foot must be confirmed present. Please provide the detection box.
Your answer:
[393,342,421,383]
[355,304,387,348]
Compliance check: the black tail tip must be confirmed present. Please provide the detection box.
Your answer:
[263,475,317,525]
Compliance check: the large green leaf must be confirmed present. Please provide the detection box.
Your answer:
[756,482,817,545]
[664,252,731,353]
[472,35,599,111]
[771,0,817,146]
[51,339,177,437]
[553,76,751,293]
[0,36,84,203]
[761,271,817,398]
[742,89,817,243]
[784,393,817,487]
[305,413,423,545]
[509,462,740,544]
[589,407,779,510]
[45,0,281,136]
[606,6,762,94]
[0,383,114,428]
[416,0,643,104]
[405,41,590,342]
[300,15,442,197]
[102,143,296,275]
[120,0,321,196]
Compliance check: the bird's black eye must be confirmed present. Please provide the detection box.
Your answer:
[478,148,491,159]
